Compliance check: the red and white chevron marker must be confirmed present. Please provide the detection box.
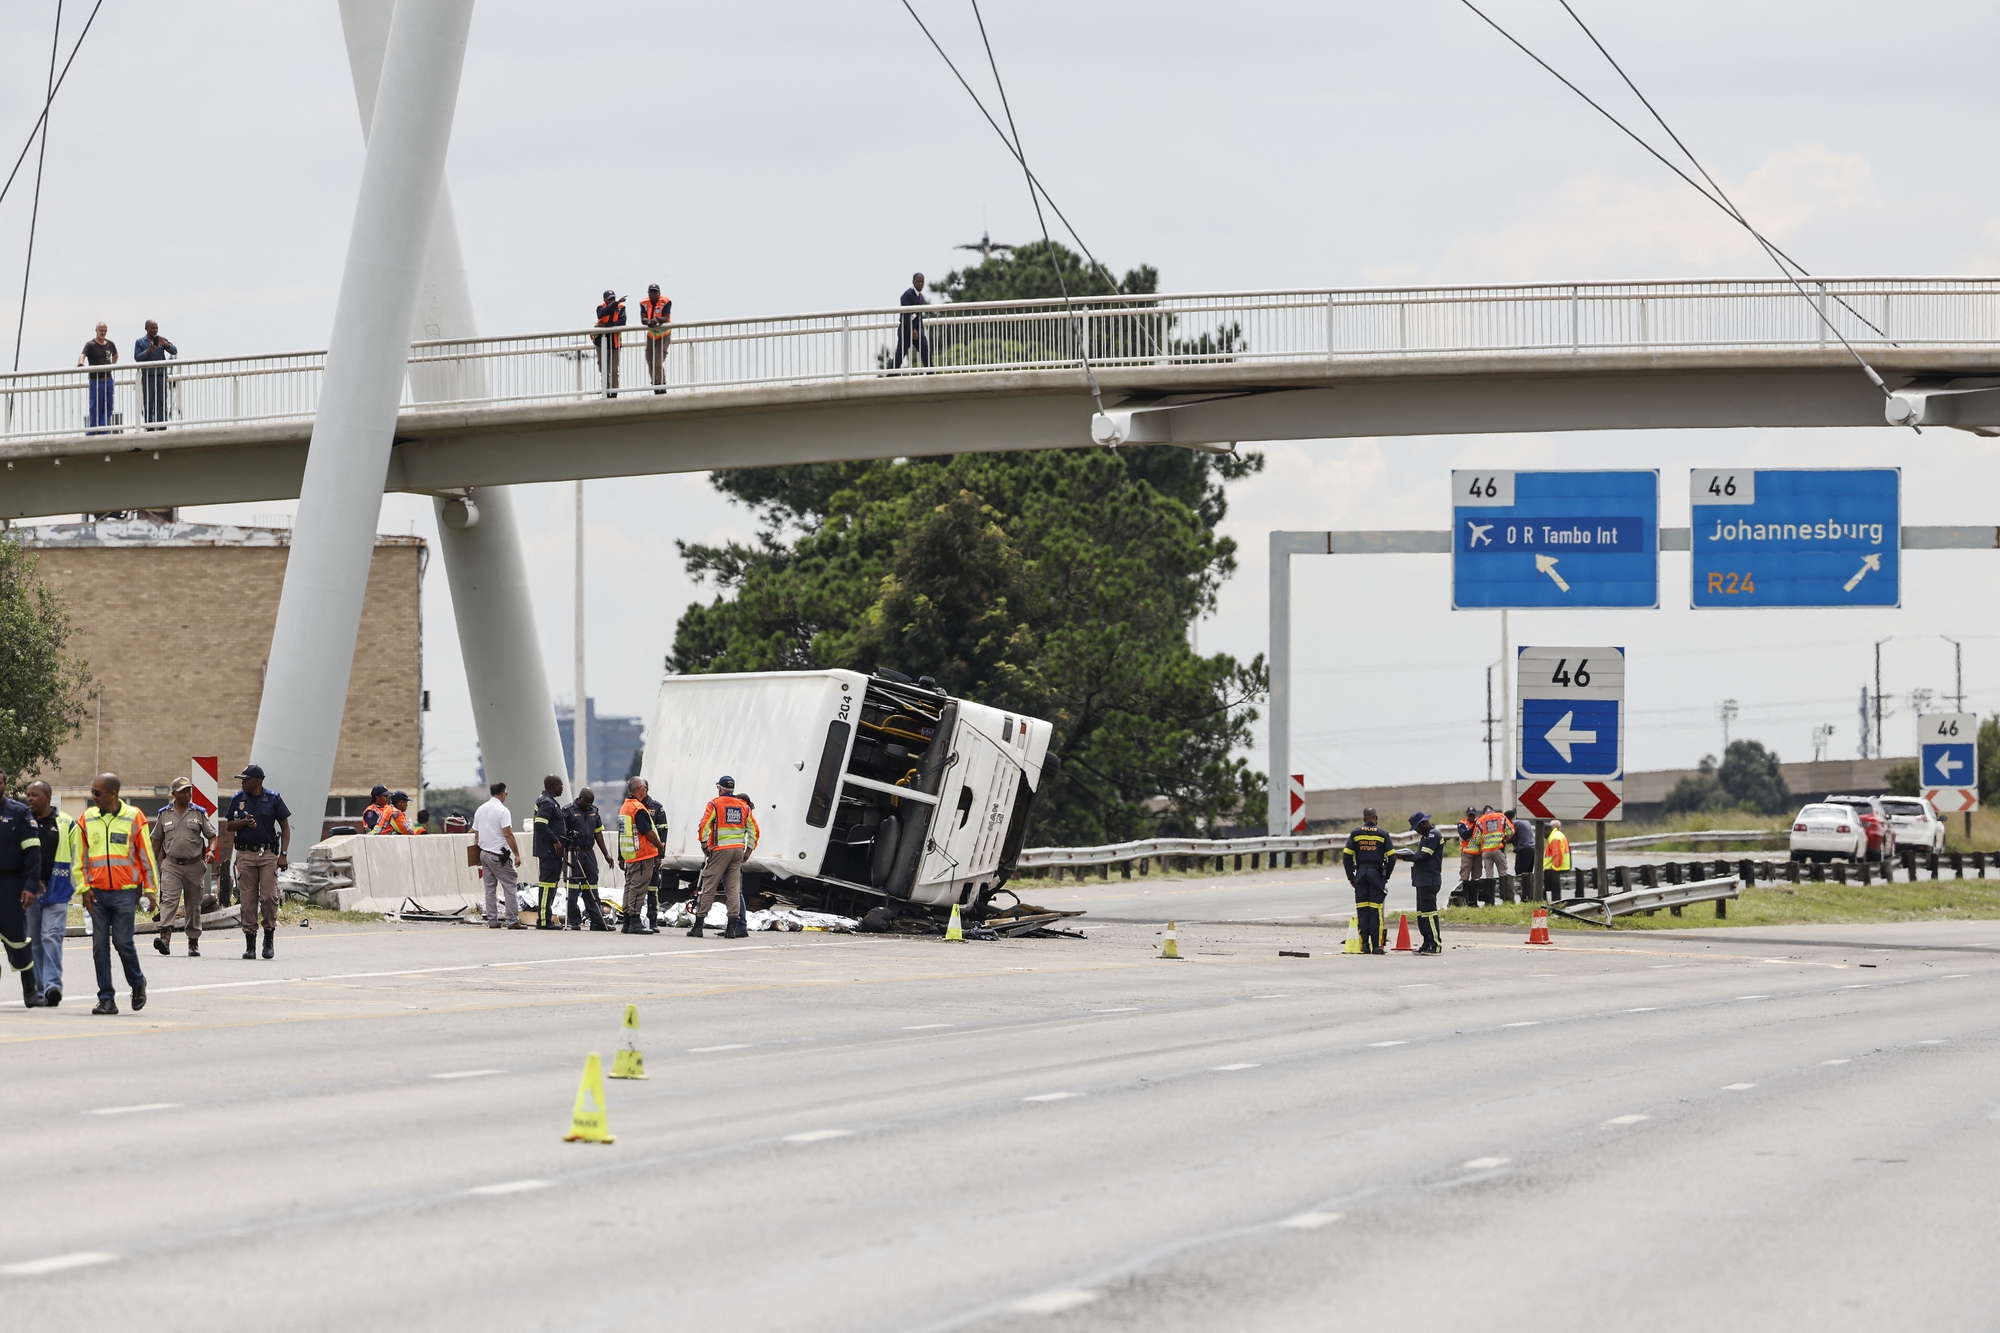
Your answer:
[190,756,219,815]
[1289,774,1308,834]
[1924,787,1979,815]
[1517,779,1621,821]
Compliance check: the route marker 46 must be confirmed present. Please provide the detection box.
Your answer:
[1515,645,1625,822]
[1919,712,1979,814]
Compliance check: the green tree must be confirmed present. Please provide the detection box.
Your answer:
[671,246,1268,843]
[1883,760,1920,797]
[0,538,91,792]
[1978,714,2000,803]
[1718,739,1793,814]
[1662,754,1726,816]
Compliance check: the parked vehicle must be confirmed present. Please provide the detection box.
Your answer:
[643,668,1053,916]
[1879,795,1947,853]
[1789,802,1867,863]
[1821,794,1897,862]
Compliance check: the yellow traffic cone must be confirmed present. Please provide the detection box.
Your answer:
[1160,921,1183,959]
[944,902,965,942]
[1343,915,1362,954]
[610,1002,647,1080]
[564,1053,615,1144]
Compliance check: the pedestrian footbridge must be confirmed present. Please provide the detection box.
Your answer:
[5,276,1999,519]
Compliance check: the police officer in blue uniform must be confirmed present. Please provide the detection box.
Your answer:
[0,783,44,1006]
[532,774,568,930]
[1342,806,1396,955]
[1395,811,1447,956]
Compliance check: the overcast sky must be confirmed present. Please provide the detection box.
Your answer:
[5,0,1999,794]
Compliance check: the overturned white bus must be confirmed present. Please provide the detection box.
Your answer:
[642,669,1054,916]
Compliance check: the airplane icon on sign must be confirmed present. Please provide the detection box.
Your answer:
[1467,521,1493,547]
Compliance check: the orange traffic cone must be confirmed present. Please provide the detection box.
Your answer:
[1527,907,1552,945]
[1392,914,1413,952]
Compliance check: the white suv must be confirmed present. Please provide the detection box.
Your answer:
[1879,796,1947,853]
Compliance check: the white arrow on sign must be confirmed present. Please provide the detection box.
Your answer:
[1534,553,1571,592]
[1843,552,1882,592]
[1934,751,1965,780]
[1543,710,1597,763]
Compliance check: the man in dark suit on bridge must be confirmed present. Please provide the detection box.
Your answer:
[893,272,930,369]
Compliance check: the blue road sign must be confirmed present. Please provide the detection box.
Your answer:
[1518,697,1622,779]
[1690,469,1899,608]
[1453,470,1659,609]
[1922,743,1975,789]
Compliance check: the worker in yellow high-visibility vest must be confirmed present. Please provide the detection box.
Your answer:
[1543,819,1572,875]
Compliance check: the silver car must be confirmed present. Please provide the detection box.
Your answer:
[1879,796,1947,853]
[1789,803,1866,863]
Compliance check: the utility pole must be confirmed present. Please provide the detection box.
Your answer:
[1718,698,1738,751]
[1812,723,1834,763]
[1858,686,1871,760]
[1499,611,1514,812]
[1484,663,1496,781]
[1874,638,1891,760]
[573,480,588,793]
[1941,635,1964,711]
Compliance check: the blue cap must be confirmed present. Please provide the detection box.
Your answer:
[1409,811,1429,829]
[371,783,389,798]
[235,764,264,780]
[716,775,735,789]
[391,790,408,802]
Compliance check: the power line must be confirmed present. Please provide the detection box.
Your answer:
[1454,0,1904,418]
[0,0,104,213]
[12,0,64,374]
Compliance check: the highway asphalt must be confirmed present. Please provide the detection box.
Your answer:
[4,901,1996,1331]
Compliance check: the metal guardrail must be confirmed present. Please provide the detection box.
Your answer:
[1017,828,1424,869]
[6,276,1999,447]
[1603,829,1784,850]
[1550,876,1741,926]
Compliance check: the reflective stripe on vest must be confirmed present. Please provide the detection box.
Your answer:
[82,803,146,888]
[1543,834,1571,871]
[702,796,755,849]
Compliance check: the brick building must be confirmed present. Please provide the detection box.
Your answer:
[15,516,424,833]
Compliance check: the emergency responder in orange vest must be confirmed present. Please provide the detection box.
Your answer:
[691,776,758,940]
[594,289,625,397]
[1542,819,1572,881]
[79,773,157,1015]
[617,777,661,935]
[1475,805,1513,882]
[361,783,392,833]
[1455,806,1480,896]
[639,283,671,392]
[371,791,416,836]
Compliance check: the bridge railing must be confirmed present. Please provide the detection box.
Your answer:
[5,277,1998,447]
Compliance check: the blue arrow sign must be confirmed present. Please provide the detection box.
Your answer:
[1519,697,1622,779]
[1690,468,1899,608]
[1922,743,1975,788]
[1453,470,1659,609]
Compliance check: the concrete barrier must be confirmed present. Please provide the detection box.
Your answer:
[308,833,488,915]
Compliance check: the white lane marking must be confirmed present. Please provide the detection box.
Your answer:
[1254,994,1291,999]
[1368,1040,1406,1048]
[1526,973,1558,978]
[1821,1059,1851,1065]
[1,1251,118,1276]
[1012,1289,1100,1315]
[1624,1007,1660,1013]
[1023,1093,1082,1103]
[1604,1114,1649,1126]
[1944,974,1972,979]
[86,1103,181,1116]
[1502,1021,1539,1028]
[901,1024,953,1030]
[1841,984,1871,990]
[1722,1082,1757,1091]
[1736,995,1770,1001]
[1649,964,1684,970]
[468,1179,552,1196]
[1093,1007,1140,1014]
[1397,983,1436,989]
[688,1044,749,1053]
[1279,1211,1343,1229]
[430,1070,505,1080]
[1462,1156,1510,1170]
[1919,1040,1947,1045]
[783,1129,854,1143]
[1214,1063,1260,1071]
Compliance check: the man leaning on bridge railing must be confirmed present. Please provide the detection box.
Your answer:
[134,320,178,430]
[77,321,117,433]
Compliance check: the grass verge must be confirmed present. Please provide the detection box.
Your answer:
[1443,876,2000,932]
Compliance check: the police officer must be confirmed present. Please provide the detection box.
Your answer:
[1395,811,1446,956]
[0,776,44,1007]
[224,764,292,960]
[532,774,568,930]
[563,787,611,931]
[617,777,661,935]
[1341,806,1396,955]
[692,776,758,939]
[151,776,215,957]
[639,282,672,391]
[594,289,626,396]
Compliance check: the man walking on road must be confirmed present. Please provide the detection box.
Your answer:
[80,774,155,1015]
[0,776,44,1007]
[691,776,758,939]
[617,778,661,935]
[152,776,215,957]
[23,782,75,1006]
[224,764,291,959]
[1342,806,1396,955]
[472,782,526,929]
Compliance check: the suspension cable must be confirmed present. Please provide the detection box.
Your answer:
[896,0,1122,297]
[1457,0,1905,421]
[967,0,1108,427]
[0,0,104,213]
[12,0,64,374]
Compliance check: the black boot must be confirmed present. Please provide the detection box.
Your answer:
[21,970,43,1008]
[723,915,748,940]
[242,930,257,960]
[686,915,705,938]
[154,928,172,956]
[261,928,274,960]
[1416,915,1441,955]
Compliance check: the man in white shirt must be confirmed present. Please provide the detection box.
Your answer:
[471,782,526,929]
